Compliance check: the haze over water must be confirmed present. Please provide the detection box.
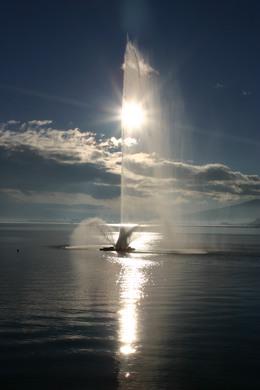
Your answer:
[1,223,260,389]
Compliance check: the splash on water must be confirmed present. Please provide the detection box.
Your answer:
[70,218,115,248]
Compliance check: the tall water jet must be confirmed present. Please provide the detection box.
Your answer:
[114,39,165,251]
[120,39,161,224]
[100,39,168,252]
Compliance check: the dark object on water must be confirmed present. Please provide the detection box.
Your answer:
[100,246,115,251]
[100,246,135,252]
[16,249,20,253]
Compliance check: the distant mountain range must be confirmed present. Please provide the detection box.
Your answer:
[189,199,260,224]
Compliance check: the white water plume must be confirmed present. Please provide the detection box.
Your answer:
[121,40,171,228]
[70,218,115,248]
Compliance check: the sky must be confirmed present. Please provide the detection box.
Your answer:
[0,0,259,222]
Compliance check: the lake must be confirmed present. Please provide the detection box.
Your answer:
[0,223,260,389]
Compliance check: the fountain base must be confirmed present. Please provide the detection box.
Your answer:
[100,246,135,252]
[100,225,137,252]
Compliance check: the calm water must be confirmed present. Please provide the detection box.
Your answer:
[1,223,260,389]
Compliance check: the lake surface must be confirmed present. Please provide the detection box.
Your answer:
[0,223,260,389]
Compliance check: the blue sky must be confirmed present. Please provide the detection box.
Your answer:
[0,0,259,221]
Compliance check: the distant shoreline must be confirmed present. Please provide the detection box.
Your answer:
[0,221,259,228]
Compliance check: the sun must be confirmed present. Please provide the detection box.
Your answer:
[121,100,145,130]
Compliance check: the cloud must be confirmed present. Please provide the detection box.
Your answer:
[214,82,225,89]
[0,121,121,173]
[241,90,252,96]
[0,120,259,218]
[0,85,92,109]
[122,154,260,201]
[7,120,20,125]
[0,188,119,209]
[28,120,53,126]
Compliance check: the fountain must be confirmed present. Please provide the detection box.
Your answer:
[101,39,161,252]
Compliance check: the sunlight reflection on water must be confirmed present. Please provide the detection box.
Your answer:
[108,250,158,359]
[118,257,147,355]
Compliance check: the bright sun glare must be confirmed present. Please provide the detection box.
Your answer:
[121,100,145,130]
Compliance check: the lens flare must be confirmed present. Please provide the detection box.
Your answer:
[121,100,145,130]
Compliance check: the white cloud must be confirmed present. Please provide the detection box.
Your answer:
[28,120,53,126]
[7,120,20,125]
[0,121,121,173]
[0,120,259,206]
